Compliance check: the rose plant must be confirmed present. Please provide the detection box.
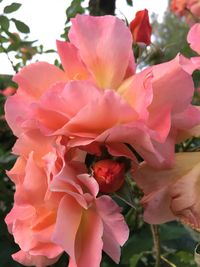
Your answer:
[3,12,200,267]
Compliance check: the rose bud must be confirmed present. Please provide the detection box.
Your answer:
[0,86,16,97]
[92,159,125,193]
[129,9,152,45]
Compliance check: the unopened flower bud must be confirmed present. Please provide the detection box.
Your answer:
[93,159,125,193]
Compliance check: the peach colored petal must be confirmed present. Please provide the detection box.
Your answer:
[187,23,200,54]
[65,90,137,136]
[56,40,89,80]
[5,92,32,136]
[69,15,132,89]
[14,153,47,206]
[134,152,200,227]
[118,68,153,120]
[13,62,67,99]
[7,157,26,184]
[52,195,83,261]
[72,207,103,267]
[12,250,61,267]
[13,130,56,162]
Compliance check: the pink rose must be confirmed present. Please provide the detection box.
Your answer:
[5,15,200,168]
[5,130,129,267]
[134,152,200,229]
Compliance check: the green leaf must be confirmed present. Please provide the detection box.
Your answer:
[0,15,10,31]
[3,3,21,13]
[11,18,30,33]
[130,253,142,267]
[126,0,133,6]
[113,180,135,208]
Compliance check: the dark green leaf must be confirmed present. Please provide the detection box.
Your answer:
[126,0,133,6]
[130,253,142,266]
[113,180,135,208]
[0,15,10,31]
[3,3,21,13]
[11,18,30,33]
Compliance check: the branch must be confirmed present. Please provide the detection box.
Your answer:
[151,224,161,267]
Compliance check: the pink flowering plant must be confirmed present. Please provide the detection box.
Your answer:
[1,1,200,267]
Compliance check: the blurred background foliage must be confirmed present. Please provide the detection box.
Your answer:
[0,0,200,266]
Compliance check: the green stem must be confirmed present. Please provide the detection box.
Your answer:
[151,224,161,267]
[0,42,17,73]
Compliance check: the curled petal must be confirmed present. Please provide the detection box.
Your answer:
[56,40,89,80]
[13,62,67,99]
[12,250,61,267]
[69,15,132,89]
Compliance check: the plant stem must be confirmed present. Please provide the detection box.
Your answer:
[0,42,17,73]
[151,224,161,267]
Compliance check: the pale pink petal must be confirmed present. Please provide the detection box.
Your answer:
[40,80,100,119]
[96,124,165,168]
[96,195,129,246]
[77,174,99,197]
[12,250,61,267]
[187,23,200,54]
[56,40,89,80]
[150,54,195,114]
[124,53,136,78]
[69,15,132,89]
[141,188,176,224]
[134,152,200,225]
[13,62,67,99]
[173,105,200,141]
[191,56,200,69]
[151,132,176,168]
[106,142,137,162]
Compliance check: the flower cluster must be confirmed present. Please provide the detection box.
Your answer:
[4,14,200,267]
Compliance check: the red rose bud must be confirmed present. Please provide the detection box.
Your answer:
[93,159,125,193]
[129,9,152,45]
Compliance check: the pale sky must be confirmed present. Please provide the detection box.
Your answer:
[0,0,168,74]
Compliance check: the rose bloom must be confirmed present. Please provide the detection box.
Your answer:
[6,130,129,267]
[170,0,200,24]
[129,9,152,45]
[5,14,200,169]
[134,152,200,230]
